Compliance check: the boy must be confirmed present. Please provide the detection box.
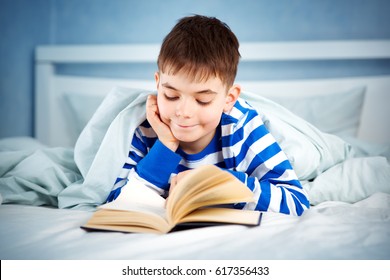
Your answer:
[106,15,310,216]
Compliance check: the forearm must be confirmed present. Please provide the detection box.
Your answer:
[224,168,309,216]
[107,139,181,202]
[254,178,309,216]
[135,139,182,190]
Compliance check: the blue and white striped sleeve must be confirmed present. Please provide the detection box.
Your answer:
[222,100,310,216]
[106,122,181,202]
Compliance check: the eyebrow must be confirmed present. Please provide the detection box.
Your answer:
[162,82,218,95]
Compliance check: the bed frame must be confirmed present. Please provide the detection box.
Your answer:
[35,40,390,147]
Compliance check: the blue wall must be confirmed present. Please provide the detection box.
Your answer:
[1,0,390,138]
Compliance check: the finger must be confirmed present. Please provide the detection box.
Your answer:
[170,170,188,191]
[147,94,157,106]
[175,172,184,183]
[146,96,160,120]
[170,176,177,189]
[146,95,157,108]
[176,170,191,182]
[169,176,177,194]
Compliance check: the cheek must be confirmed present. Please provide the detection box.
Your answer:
[199,107,223,126]
[156,95,172,122]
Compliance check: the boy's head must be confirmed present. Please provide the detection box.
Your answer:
[153,15,242,154]
[157,15,240,88]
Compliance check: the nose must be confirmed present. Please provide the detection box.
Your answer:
[175,98,194,118]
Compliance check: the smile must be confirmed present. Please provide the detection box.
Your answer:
[173,123,197,129]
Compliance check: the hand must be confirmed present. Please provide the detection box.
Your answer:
[146,95,179,151]
[169,169,193,194]
[166,169,193,207]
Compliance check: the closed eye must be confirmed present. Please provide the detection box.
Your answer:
[163,93,179,101]
[196,100,212,106]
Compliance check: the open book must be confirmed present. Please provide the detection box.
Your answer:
[82,165,262,234]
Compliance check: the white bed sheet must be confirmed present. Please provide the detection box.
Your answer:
[0,192,389,260]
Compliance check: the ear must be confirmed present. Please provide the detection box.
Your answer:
[154,72,160,90]
[223,84,241,112]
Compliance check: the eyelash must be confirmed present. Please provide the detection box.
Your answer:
[163,94,178,101]
[163,93,211,106]
[196,100,211,106]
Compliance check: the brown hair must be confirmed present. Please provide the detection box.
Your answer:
[157,15,240,88]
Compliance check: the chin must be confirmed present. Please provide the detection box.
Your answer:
[173,134,197,143]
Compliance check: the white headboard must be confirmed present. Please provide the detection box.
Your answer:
[35,40,390,147]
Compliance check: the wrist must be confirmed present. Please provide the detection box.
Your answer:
[162,139,179,152]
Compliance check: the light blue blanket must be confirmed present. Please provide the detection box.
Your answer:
[0,138,81,206]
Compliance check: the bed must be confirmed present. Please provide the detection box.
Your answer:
[0,40,390,260]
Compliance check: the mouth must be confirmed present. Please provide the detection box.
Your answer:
[174,123,197,129]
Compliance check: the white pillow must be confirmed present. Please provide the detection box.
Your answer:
[265,86,366,137]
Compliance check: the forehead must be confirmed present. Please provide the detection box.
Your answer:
[159,71,226,92]
[159,60,231,85]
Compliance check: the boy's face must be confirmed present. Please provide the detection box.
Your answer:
[155,71,240,154]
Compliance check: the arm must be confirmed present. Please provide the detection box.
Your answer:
[221,104,309,216]
[106,127,181,202]
[225,152,309,216]
[106,95,182,202]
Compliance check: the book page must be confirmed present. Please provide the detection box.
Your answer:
[100,176,166,218]
[166,165,255,224]
[166,165,227,213]
[172,182,253,222]
[83,209,170,233]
